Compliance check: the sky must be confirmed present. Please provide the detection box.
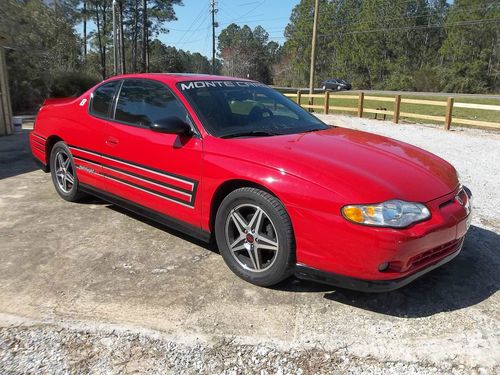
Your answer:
[159,0,300,57]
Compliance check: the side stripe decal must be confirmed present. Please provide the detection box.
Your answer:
[74,155,192,196]
[69,145,195,189]
[32,144,44,154]
[71,148,198,208]
[100,173,195,208]
[32,138,45,148]
[32,133,47,142]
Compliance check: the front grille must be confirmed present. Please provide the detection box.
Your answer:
[407,238,462,270]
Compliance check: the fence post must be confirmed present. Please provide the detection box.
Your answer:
[297,90,302,107]
[393,94,401,124]
[444,97,454,130]
[357,92,364,118]
[324,91,330,114]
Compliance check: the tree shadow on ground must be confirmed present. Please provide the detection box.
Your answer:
[279,225,499,318]
[0,131,38,180]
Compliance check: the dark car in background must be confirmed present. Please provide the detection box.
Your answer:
[321,79,352,91]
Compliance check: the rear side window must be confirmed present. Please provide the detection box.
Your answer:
[114,79,188,127]
[89,81,120,118]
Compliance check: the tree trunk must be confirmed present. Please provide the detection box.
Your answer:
[142,0,148,72]
[83,0,87,60]
[119,1,126,73]
[95,2,106,79]
[132,0,139,72]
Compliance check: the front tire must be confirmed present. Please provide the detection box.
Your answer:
[50,141,86,202]
[215,187,295,286]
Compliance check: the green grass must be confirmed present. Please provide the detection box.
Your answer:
[284,91,500,129]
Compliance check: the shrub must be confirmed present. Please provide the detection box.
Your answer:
[49,71,100,98]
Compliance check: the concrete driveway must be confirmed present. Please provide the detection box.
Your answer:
[0,118,499,374]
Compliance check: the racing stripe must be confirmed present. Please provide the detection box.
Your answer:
[68,145,195,192]
[72,151,198,207]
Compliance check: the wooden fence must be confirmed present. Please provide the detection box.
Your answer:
[283,91,500,130]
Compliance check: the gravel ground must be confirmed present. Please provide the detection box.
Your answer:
[0,117,499,374]
[0,319,488,375]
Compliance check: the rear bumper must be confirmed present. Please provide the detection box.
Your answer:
[32,154,49,172]
[295,239,463,292]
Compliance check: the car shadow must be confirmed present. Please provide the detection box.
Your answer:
[85,195,499,318]
[106,204,218,253]
[0,131,39,180]
[281,225,499,318]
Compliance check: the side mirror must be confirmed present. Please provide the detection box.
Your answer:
[150,116,192,135]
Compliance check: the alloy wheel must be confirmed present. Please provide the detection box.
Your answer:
[224,203,279,273]
[54,150,75,193]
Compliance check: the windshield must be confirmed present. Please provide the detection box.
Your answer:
[177,80,328,138]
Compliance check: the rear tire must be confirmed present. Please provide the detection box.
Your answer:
[215,187,295,286]
[50,141,86,202]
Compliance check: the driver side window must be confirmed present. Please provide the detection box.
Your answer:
[114,79,189,127]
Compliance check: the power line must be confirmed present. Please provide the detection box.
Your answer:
[174,4,208,45]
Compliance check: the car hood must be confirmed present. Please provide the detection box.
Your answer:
[214,127,458,203]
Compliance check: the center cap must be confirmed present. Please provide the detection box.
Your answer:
[246,233,255,243]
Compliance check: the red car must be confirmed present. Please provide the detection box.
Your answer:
[30,73,472,292]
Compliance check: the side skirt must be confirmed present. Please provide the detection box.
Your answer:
[80,183,211,243]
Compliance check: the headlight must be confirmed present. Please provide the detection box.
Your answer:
[342,200,430,228]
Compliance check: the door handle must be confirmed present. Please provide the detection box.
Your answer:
[105,137,119,146]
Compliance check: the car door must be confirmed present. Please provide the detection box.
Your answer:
[71,80,122,192]
[101,78,203,228]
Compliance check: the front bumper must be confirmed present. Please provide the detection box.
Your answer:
[295,238,463,292]
[292,185,472,292]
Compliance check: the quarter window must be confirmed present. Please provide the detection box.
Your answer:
[89,80,120,118]
[114,79,189,127]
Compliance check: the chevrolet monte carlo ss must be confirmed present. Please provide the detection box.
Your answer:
[30,73,472,292]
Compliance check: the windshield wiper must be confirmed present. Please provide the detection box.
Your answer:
[220,130,281,139]
[300,126,331,133]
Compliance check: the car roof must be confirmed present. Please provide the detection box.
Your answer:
[104,73,254,84]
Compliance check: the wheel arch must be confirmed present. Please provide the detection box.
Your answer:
[44,135,64,170]
[209,179,283,233]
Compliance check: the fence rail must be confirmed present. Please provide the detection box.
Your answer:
[283,90,500,131]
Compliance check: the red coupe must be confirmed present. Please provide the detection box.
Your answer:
[30,74,472,292]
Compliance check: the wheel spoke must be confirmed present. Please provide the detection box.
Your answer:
[57,153,65,169]
[231,211,248,234]
[229,234,245,252]
[257,235,278,251]
[248,207,263,232]
[247,246,259,270]
[62,175,68,191]
[63,157,71,169]
[65,172,75,184]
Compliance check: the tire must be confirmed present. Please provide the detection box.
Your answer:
[215,187,295,286]
[50,141,86,202]
[322,85,326,91]
[337,85,342,91]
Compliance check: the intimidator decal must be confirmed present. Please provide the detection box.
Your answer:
[179,81,266,90]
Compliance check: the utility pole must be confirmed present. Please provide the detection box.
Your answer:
[309,0,320,98]
[210,0,218,74]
